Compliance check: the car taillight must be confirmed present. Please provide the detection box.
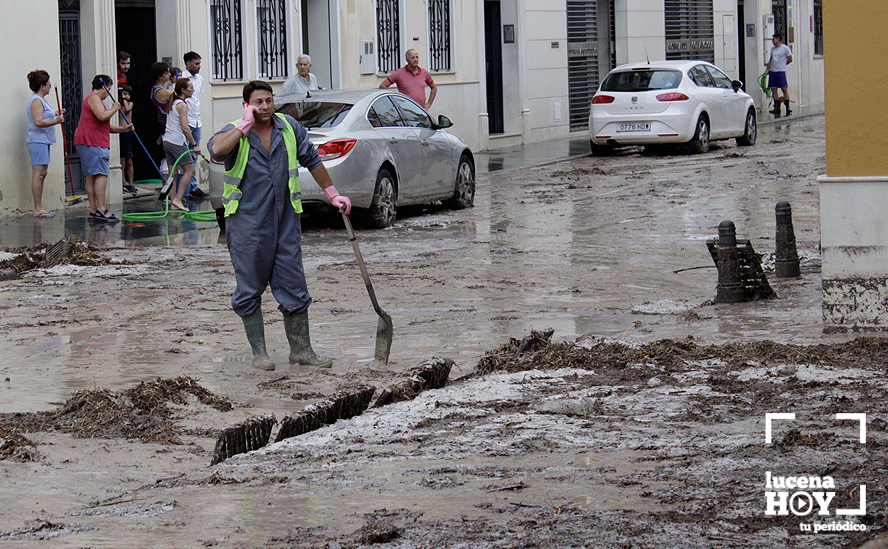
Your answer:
[317,139,357,161]
[591,95,615,104]
[656,92,689,102]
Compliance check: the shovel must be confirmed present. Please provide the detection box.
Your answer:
[341,209,393,365]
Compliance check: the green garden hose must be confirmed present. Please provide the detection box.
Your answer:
[122,149,217,223]
[758,71,770,94]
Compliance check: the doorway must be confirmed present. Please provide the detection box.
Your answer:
[59,3,84,195]
[567,0,613,132]
[302,0,332,89]
[115,2,160,183]
[484,1,504,134]
[737,0,746,90]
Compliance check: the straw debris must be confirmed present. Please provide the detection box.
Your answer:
[0,237,116,273]
[0,376,232,445]
[475,330,888,375]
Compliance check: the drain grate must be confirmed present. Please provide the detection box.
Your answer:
[42,238,69,268]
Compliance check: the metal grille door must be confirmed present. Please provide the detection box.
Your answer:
[567,0,599,132]
[665,0,715,62]
[59,7,83,194]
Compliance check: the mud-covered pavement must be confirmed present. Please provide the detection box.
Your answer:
[2,114,884,548]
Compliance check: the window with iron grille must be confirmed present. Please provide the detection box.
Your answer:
[428,0,451,72]
[813,0,823,56]
[211,0,244,81]
[377,0,401,74]
[256,0,288,79]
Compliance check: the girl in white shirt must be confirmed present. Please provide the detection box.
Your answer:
[162,78,200,212]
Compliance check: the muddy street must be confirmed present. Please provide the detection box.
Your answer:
[2,114,882,548]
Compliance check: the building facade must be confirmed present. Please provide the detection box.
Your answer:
[818,1,888,332]
[1,0,824,217]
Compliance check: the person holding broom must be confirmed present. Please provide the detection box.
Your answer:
[73,75,133,221]
[25,70,65,218]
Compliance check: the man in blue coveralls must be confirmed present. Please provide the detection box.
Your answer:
[209,81,351,371]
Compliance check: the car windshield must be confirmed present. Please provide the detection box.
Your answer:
[601,70,682,92]
[290,102,353,128]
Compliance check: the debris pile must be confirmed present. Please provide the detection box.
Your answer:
[0,376,232,445]
[0,426,40,462]
[0,238,113,274]
[475,330,888,375]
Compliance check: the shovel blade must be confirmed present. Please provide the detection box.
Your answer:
[374,311,394,365]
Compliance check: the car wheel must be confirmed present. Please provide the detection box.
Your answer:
[590,141,614,157]
[688,115,710,154]
[366,168,397,229]
[444,154,475,210]
[736,108,757,146]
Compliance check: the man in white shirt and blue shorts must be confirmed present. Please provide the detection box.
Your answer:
[766,33,793,116]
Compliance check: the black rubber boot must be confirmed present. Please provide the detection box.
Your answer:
[283,311,333,368]
[770,100,782,115]
[241,309,275,371]
[784,100,792,116]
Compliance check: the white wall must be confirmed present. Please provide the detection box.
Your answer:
[522,0,570,142]
[1,0,65,217]
[614,0,665,65]
[819,177,888,332]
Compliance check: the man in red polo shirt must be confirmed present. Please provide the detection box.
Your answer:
[379,49,437,109]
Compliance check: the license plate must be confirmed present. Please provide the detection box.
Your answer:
[617,123,650,132]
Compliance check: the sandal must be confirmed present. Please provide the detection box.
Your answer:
[91,209,118,222]
[32,211,56,218]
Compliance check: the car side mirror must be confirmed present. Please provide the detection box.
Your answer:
[732,80,744,92]
[436,115,453,129]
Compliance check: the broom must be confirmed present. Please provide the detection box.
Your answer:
[54,87,84,205]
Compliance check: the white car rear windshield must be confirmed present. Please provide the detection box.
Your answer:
[601,70,683,92]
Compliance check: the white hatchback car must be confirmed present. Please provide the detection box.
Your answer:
[588,60,757,155]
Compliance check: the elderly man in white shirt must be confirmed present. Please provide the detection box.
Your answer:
[280,55,319,96]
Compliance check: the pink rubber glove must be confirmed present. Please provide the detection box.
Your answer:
[324,185,351,214]
[235,103,258,136]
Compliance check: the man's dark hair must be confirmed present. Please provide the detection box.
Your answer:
[118,50,131,62]
[243,80,273,102]
[773,33,783,42]
[91,74,112,90]
[119,82,133,95]
[184,51,201,63]
[149,61,171,82]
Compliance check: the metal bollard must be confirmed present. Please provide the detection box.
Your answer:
[775,201,801,278]
[716,220,744,303]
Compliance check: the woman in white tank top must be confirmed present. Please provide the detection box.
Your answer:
[162,78,199,212]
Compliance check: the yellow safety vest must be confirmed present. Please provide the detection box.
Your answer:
[222,113,302,217]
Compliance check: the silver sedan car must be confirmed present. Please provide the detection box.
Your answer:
[274,89,475,228]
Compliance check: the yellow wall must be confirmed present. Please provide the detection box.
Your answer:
[824,1,888,176]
